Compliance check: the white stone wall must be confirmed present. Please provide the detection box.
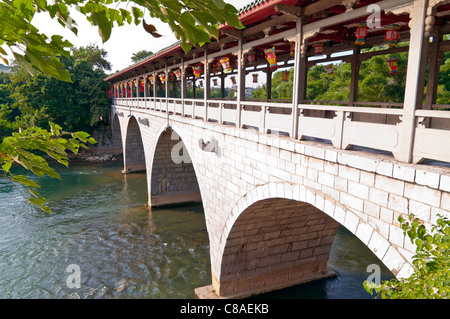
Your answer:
[113,105,450,296]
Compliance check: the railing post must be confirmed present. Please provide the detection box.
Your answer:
[143,75,147,109]
[398,0,428,163]
[153,70,157,110]
[260,104,267,134]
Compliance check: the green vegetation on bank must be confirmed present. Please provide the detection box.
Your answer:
[0,44,111,140]
[364,213,450,299]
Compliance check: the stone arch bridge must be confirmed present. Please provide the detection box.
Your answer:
[112,104,450,298]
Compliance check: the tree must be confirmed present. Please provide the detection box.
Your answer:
[0,0,242,213]
[71,44,112,71]
[7,45,111,134]
[131,49,153,63]
[0,123,95,213]
[0,0,243,82]
[364,213,450,299]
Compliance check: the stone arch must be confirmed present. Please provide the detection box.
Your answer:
[124,116,146,173]
[213,182,410,298]
[149,125,202,207]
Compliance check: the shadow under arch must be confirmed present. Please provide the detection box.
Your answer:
[149,126,202,208]
[213,182,407,298]
[124,116,146,173]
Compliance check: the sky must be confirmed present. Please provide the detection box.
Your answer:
[27,0,256,73]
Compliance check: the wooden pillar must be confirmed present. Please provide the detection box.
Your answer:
[153,70,157,109]
[193,74,197,99]
[236,33,244,128]
[349,47,360,106]
[291,16,303,139]
[204,50,210,121]
[220,72,225,99]
[397,0,428,163]
[165,64,169,114]
[266,67,272,101]
[424,32,442,111]
[181,56,185,116]
[143,76,147,108]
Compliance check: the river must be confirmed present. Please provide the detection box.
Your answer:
[0,160,394,299]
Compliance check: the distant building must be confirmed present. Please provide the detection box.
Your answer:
[0,64,11,73]
[245,87,254,98]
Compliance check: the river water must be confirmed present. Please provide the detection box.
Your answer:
[0,160,393,299]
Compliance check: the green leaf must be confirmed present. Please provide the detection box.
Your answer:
[91,8,112,42]
[415,238,423,251]
[28,197,52,213]
[13,175,39,188]
[2,161,12,173]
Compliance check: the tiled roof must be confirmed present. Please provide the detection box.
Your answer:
[238,0,267,14]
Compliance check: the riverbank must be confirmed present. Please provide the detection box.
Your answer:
[70,152,123,162]
[69,127,123,162]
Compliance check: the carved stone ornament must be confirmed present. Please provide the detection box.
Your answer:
[199,138,218,153]
[274,4,303,17]
[340,0,359,12]
[384,3,414,18]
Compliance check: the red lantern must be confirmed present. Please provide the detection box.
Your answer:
[173,68,182,80]
[213,78,218,86]
[354,21,368,45]
[247,51,256,65]
[230,76,236,84]
[158,73,166,84]
[220,57,232,73]
[264,47,278,70]
[139,79,144,92]
[290,42,295,57]
[312,41,325,55]
[281,70,290,82]
[384,24,400,48]
[212,60,222,73]
[386,57,399,75]
[252,74,258,83]
[325,64,334,77]
[193,65,202,78]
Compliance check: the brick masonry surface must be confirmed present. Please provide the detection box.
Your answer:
[113,105,450,298]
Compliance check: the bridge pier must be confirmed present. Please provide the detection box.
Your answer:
[198,198,340,299]
[123,116,147,174]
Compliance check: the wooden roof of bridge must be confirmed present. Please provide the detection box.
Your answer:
[105,0,450,83]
